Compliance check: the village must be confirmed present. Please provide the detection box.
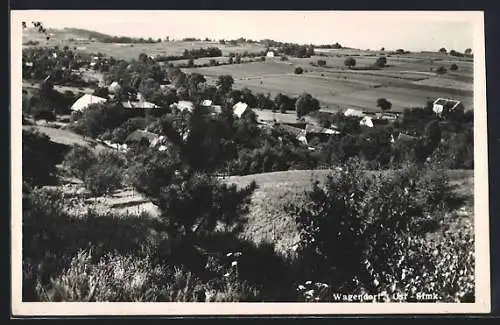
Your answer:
[20,17,476,305]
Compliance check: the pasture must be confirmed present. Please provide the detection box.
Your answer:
[23,28,474,113]
[186,54,473,112]
[23,28,266,61]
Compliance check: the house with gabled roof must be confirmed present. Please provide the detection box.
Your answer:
[433,98,463,116]
[70,94,107,112]
[233,102,249,118]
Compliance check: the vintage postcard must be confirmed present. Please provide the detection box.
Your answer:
[11,10,490,316]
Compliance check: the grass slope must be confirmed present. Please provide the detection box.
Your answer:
[226,169,474,255]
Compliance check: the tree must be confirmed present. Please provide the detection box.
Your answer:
[93,87,109,99]
[344,57,356,68]
[62,144,98,179]
[216,75,234,94]
[83,150,126,196]
[317,59,327,66]
[22,129,59,186]
[464,48,472,56]
[424,120,442,153]
[439,48,447,54]
[376,98,392,113]
[187,73,206,98]
[374,56,387,68]
[295,93,320,118]
[294,67,304,74]
[187,58,195,67]
[435,66,447,75]
[450,63,458,71]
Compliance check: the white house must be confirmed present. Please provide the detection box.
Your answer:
[360,116,374,128]
[122,101,159,109]
[70,94,107,112]
[433,98,462,115]
[108,81,121,93]
[266,51,275,58]
[171,100,195,112]
[233,102,249,118]
[201,99,213,107]
[343,108,365,117]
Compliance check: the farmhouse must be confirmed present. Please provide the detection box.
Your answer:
[276,124,307,144]
[201,99,213,107]
[433,98,463,115]
[171,100,195,112]
[70,94,107,112]
[305,124,341,142]
[108,81,121,93]
[343,108,365,118]
[360,116,374,128]
[122,100,159,109]
[233,102,249,118]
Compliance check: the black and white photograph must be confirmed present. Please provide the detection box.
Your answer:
[11,10,490,315]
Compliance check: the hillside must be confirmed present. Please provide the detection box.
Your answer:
[226,169,474,255]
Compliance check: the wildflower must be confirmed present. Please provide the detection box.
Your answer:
[297,285,306,291]
[231,261,238,267]
[305,289,314,297]
[223,272,231,277]
[226,252,233,257]
[233,252,243,257]
[373,279,379,287]
[305,280,312,285]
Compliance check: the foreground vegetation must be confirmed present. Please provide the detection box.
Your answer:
[21,23,475,303]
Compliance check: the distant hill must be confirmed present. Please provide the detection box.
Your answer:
[61,28,116,41]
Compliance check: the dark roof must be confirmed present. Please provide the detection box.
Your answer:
[277,124,305,137]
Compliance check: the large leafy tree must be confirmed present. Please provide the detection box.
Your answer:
[295,93,320,118]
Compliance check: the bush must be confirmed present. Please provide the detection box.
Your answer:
[22,129,60,186]
[83,150,126,196]
[294,67,304,74]
[450,63,458,71]
[374,56,387,68]
[286,162,472,301]
[436,66,447,75]
[317,59,326,66]
[62,144,97,179]
[344,57,356,67]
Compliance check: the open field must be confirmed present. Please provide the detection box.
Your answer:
[24,28,474,113]
[23,29,266,61]
[22,125,109,152]
[23,81,96,96]
[185,56,473,112]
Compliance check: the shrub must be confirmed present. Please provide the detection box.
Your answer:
[35,249,170,302]
[436,66,447,75]
[83,150,126,196]
[62,144,97,179]
[294,67,304,74]
[344,57,356,67]
[286,162,472,301]
[22,129,60,186]
[374,56,387,68]
[450,63,458,71]
[317,59,326,66]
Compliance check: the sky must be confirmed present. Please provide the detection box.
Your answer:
[15,10,479,52]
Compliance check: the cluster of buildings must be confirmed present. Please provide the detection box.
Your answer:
[67,73,465,153]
